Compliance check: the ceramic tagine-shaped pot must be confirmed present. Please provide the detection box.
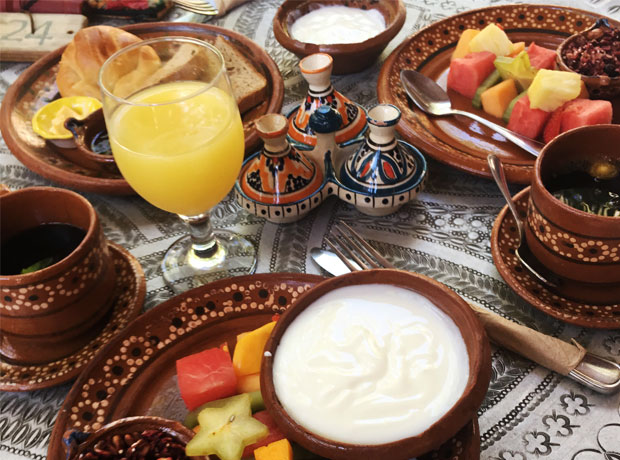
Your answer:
[306,105,343,175]
[288,53,367,148]
[340,104,427,216]
[236,113,325,223]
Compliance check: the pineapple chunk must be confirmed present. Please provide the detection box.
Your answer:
[527,69,582,112]
[452,29,480,60]
[468,24,513,57]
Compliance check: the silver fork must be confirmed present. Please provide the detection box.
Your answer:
[324,220,620,395]
[174,0,218,15]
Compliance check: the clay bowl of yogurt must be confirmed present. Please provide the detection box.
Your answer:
[273,0,406,74]
[260,269,492,459]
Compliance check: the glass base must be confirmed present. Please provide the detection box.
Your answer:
[162,230,256,293]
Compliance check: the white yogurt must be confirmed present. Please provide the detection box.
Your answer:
[272,284,469,445]
[290,6,386,45]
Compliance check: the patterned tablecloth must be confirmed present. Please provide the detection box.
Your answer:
[1,1,620,459]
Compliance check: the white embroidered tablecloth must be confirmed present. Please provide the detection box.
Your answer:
[1,1,619,459]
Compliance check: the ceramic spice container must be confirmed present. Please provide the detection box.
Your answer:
[236,113,325,224]
[306,104,344,173]
[339,104,427,216]
[288,53,367,147]
[0,187,116,364]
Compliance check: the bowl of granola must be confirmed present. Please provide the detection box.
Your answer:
[557,18,620,99]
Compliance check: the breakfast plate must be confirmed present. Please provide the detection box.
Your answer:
[377,5,620,184]
[491,187,620,329]
[0,22,284,195]
[0,242,146,392]
[48,273,480,460]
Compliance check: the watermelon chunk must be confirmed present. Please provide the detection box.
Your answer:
[543,105,564,143]
[447,51,496,98]
[241,410,286,458]
[507,95,551,139]
[560,98,613,132]
[176,347,238,411]
[527,42,557,70]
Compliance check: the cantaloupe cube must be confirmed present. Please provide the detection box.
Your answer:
[509,42,525,57]
[451,29,480,60]
[254,439,293,460]
[527,69,581,111]
[232,321,276,377]
[481,79,518,119]
[236,372,260,393]
[468,24,513,57]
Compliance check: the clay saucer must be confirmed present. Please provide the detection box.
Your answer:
[0,22,283,195]
[491,187,620,329]
[0,242,146,392]
[261,269,491,459]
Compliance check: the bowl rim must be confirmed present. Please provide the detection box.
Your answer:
[273,0,407,55]
[260,268,491,459]
[533,124,620,222]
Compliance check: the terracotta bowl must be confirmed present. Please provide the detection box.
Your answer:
[556,18,620,99]
[525,124,620,284]
[273,0,406,74]
[64,416,201,460]
[261,269,491,460]
[63,109,119,174]
[0,187,116,364]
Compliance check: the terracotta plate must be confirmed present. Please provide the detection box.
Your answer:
[0,242,146,392]
[48,273,479,460]
[0,22,284,195]
[377,5,620,184]
[491,187,620,328]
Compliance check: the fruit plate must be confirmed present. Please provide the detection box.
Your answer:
[377,5,620,184]
[48,273,480,460]
[0,22,284,195]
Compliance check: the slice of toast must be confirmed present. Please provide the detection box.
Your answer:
[214,35,268,114]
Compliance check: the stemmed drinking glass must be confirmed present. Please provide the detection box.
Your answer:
[99,37,256,292]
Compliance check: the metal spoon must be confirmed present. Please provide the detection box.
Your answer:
[487,154,560,289]
[400,69,542,157]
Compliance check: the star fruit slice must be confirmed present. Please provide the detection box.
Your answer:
[185,393,268,460]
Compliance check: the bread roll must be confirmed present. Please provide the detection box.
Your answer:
[56,26,153,99]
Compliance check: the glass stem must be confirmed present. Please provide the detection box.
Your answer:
[180,212,219,259]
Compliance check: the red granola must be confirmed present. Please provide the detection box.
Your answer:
[561,21,620,78]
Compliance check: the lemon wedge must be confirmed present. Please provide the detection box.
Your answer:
[32,96,102,140]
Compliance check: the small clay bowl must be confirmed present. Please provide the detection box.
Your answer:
[273,0,406,74]
[63,109,119,174]
[556,18,620,99]
[261,269,492,460]
[525,124,620,285]
[0,187,116,364]
[64,416,201,460]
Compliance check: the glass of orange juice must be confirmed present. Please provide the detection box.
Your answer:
[99,37,256,292]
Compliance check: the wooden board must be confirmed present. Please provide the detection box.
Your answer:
[0,13,87,62]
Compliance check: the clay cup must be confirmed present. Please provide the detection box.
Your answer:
[0,187,116,364]
[525,125,620,284]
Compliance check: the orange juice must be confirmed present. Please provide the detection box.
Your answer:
[108,81,244,216]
